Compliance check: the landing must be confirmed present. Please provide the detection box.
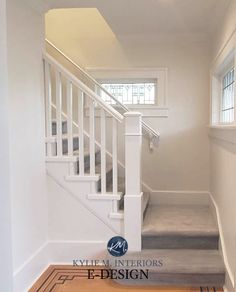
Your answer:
[142,205,218,236]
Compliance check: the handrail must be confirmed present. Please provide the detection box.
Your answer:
[46,39,126,110]
[45,39,160,142]
[43,52,123,123]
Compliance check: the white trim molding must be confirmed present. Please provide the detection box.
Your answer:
[13,240,108,292]
[210,24,236,127]
[48,240,107,263]
[208,126,236,145]
[124,105,169,117]
[209,193,235,290]
[13,241,49,292]
[85,105,169,118]
[86,67,168,109]
[149,190,210,206]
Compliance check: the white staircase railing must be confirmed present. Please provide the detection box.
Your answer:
[46,39,160,147]
[43,51,146,251]
[44,53,123,195]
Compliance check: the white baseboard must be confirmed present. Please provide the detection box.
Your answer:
[13,196,234,292]
[48,240,107,264]
[223,270,235,292]
[13,241,49,292]
[209,193,235,291]
[149,190,210,205]
[13,240,107,292]
[224,270,235,292]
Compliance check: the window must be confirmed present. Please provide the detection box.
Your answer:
[87,68,168,117]
[101,80,156,105]
[211,49,235,126]
[221,68,235,123]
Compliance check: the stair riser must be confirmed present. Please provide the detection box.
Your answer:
[62,137,79,154]
[142,235,219,250]
[76,151,101,174]
[114,273,225,287]
[52,121,67,135]
[119,196,124,210]
[97,169,113,192]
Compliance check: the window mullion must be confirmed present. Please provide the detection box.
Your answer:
[221,68,235,124]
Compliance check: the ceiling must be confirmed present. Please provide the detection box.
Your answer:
[44,0,231,67]
[44,0,231,37]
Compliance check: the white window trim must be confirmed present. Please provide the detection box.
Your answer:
[210,48,236,128]
[86,67,169,117]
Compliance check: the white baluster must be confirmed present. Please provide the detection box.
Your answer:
[94,84,98,95]
[67,80,73,157]
[56,71,62,157]
[100,108,106,193]
[112,119,118,194]
[78,89,84,175]
[89,99,95,175]
[45,61,52,156]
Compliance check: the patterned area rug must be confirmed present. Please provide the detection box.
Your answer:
[29,266,224,292]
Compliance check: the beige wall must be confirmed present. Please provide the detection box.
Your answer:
[129,39,210,192]
[210,1,236,291]
[48,30,210,192]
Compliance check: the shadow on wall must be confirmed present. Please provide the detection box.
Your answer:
[142,123,209,191]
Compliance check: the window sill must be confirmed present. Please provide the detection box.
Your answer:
[208,124,236,130]
[85,106,169,118]
[113,105,169,117]
[208,124,236,145]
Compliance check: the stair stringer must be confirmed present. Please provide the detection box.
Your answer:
[46,160,124,235]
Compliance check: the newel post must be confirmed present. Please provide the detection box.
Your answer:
[124,112,143,251]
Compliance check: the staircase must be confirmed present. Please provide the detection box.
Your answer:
[44,51,153,240]
[114,205,225,288]
[43,43,225,289]
[48,119,150,226]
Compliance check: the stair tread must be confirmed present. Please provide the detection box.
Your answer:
[142,205,219,237]
[114,249,225,274]
[73,148,100,157]
[53,133,79,138]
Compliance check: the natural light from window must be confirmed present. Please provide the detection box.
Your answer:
[101,82,156,105]
[221,68,235,123]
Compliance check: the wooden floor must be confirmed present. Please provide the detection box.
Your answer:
[29,266,224,292]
